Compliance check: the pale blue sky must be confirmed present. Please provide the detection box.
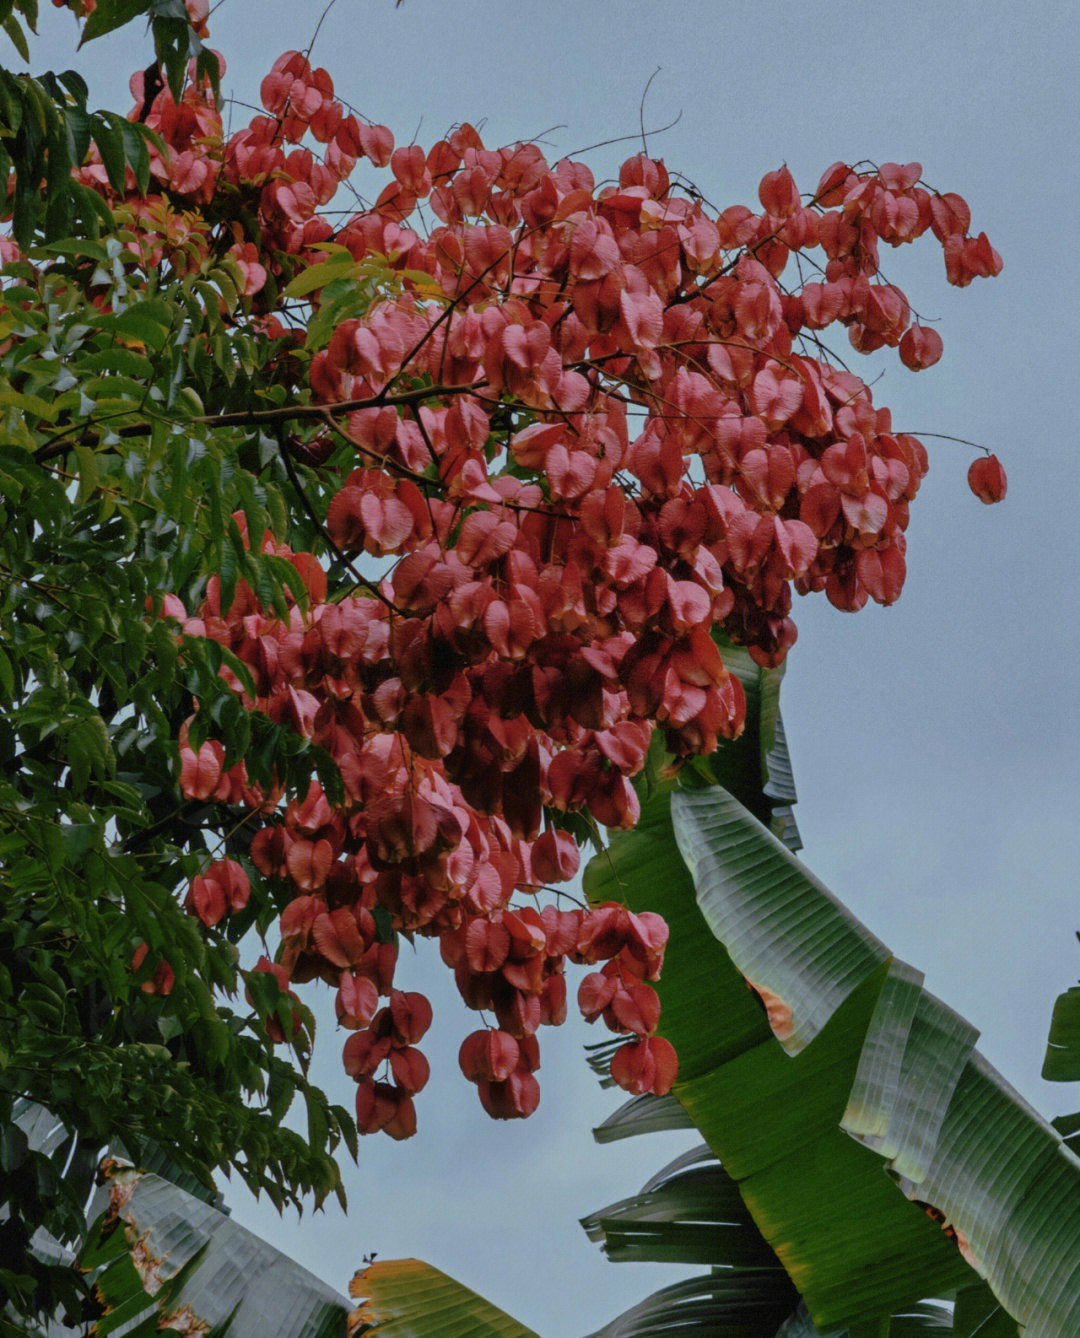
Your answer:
[23,1,1080,1330]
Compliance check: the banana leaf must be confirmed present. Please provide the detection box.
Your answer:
[1041,984,1080,1081]
[582,1273,800,1338]
[349,1259,539,1337]
[591,1091,695,1142]
[696,635,800,854]
[80,1166,349,1338]
[582,1140,798,1298]
[950,1281,1020,1336]
[775,1300,955,1336]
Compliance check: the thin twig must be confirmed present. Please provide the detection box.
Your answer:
[276,430,403,613]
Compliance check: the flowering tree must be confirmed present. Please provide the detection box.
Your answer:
[159,46,1004,1133]
[0,0,1008,1329]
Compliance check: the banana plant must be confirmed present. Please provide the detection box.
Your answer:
[579,640,1080,1336]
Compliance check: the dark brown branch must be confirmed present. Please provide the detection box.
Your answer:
[32,381,489,464]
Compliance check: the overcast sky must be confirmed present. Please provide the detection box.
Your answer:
[24,1,1080,1331]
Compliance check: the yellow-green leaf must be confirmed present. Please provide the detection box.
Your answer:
[350,1259,540,1338]
[283,255,358,299]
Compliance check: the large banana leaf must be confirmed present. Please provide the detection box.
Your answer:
[5,1098,234,1337]
[81,1184,540,1338]
[349,1259,539,1337]
[583,766,1080,1334]
[80,1165,349,1338]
